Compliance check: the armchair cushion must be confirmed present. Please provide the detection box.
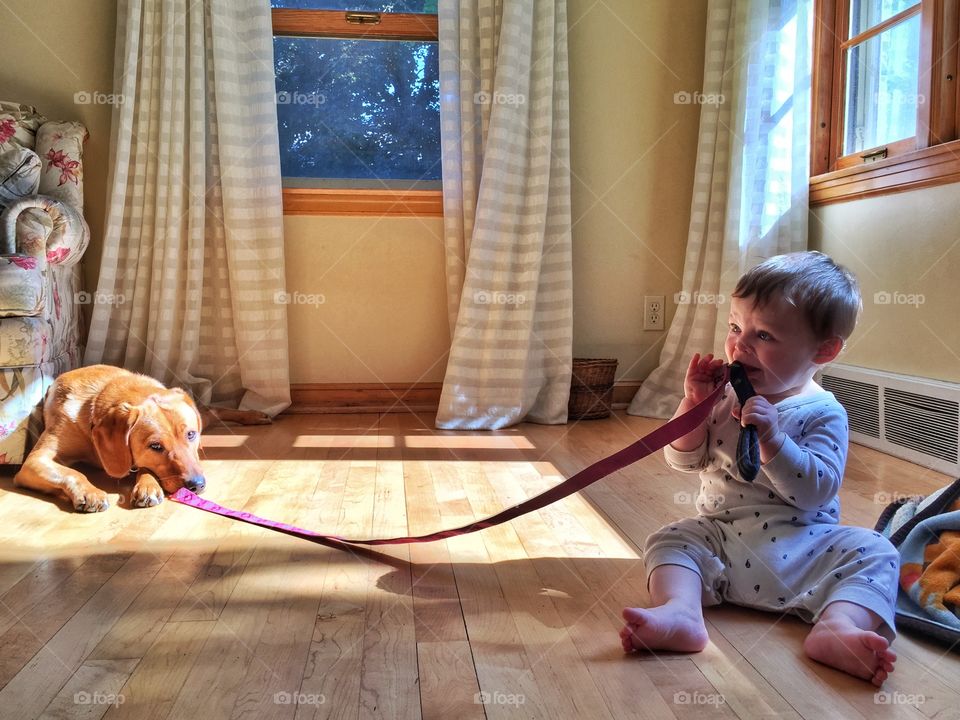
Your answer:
[0,101,46,151]
[0,316,47,367]
[36,122,86,210]
[0,146,42,206]
[0,256,43,317]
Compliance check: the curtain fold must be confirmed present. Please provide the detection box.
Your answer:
[84,0,290,415]
[629,0,812,419]
[435,0,573,429]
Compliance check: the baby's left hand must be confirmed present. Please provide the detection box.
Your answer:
[732,397,784,461]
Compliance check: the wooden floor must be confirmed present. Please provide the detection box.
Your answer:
[0,411,957,720]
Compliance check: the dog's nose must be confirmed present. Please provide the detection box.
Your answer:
[186,475,206,493]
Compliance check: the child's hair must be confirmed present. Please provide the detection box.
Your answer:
[732,251,862,341]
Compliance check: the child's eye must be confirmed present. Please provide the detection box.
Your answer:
[757,331,774,341]
[729,323,741,333]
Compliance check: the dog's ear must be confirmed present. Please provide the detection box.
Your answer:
[92,403,141,478]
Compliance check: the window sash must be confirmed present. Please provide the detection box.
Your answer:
[810,0,960,203]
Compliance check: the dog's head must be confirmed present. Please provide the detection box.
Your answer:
[91,388,205,494]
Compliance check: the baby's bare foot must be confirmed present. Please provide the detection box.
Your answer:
[803,615,896,686]
[620,604,708,653]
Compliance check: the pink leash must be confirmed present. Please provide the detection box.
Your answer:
[170,381,726,546]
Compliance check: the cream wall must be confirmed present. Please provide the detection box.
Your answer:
[283,215,449,384]
[0,0,708,386]
[567,0,707,383]
[0,0,117,300]
[810,183,960,384]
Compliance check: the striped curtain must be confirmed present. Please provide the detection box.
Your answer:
[629,0,812,419]
[435,0,573,429]
[84,0,290,415]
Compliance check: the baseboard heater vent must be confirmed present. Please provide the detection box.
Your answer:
[818,363,960,476]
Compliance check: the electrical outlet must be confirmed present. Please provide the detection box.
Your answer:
[643,295,665,330]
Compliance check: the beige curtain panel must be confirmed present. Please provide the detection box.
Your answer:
[85,0,291,415]
[436,0,573,429]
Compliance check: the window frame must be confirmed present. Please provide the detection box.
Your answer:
[272,8,442,216]
[810,0,960,205]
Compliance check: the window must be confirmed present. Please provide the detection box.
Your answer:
[271,1,442,215]
[810,0,960,204]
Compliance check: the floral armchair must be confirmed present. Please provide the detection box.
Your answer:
[0,101,89,463]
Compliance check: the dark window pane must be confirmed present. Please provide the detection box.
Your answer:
[274,37,441,183]
[271,0,437,12]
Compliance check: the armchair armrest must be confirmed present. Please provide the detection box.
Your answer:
[0,194,89,267]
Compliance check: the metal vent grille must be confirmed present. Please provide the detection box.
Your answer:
[821,374,880,438]
[884,387,959,463]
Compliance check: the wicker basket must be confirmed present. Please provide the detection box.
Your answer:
[568,358,618,420]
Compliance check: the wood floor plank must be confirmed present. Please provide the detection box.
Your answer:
[295,462,370,720]
[1,411,958,720]
[37,658,139,720]
[459,459,616,720]
[416,641,483,720]
[357,414,419,720]
[0,549,170,719]
[432,458,550,720]
[102,620,217,720]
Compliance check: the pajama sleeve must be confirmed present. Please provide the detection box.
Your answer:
[760,404,848,511]
[664,441,709,473]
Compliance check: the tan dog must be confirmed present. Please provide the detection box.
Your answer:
[13,364,270,512]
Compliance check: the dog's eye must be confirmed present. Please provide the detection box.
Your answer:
[149,442,164,452]
[187,430,198,441]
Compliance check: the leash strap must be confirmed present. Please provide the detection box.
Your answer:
[171,381,727,546]
[728,362,760,483]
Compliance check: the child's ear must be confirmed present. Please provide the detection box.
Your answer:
[813,336,844,364]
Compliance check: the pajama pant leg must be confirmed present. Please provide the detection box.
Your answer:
[644,516,730,605]
[720,517,899,635]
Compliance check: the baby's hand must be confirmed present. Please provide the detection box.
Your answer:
[733,396,781,444]
[683,353,726,404]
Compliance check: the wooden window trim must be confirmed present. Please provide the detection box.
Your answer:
[273,8,441,216]
[811,0,960,205]
[282,188,442,216]
[271,8,438,40]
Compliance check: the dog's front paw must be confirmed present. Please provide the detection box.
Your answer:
[132,481,164,508]
[74,487,110,513]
